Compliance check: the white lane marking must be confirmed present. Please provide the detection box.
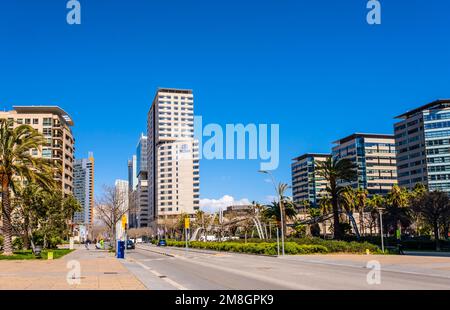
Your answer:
[135,261,187,290]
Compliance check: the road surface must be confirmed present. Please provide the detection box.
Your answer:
[121,244,450,290]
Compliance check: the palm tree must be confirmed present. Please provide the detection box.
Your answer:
[367,194,385,235]
[355,188,369,236]
[263,199,297,236]
[318,196,332,237]
[385,185,411,236]
[315,157,357,239]
[339,187,360,238]
[0,119,55,255]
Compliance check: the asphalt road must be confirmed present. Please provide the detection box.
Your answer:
[121,244,450,290]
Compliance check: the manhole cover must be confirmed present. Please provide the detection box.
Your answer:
[159,275,167,279]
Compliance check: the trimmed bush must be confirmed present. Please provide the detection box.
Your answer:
[162,240,329,255]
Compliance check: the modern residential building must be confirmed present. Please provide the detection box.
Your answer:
[291,153,331,206]
[0,106,75,195]
[332,133,397,195]
[73,152,95,226]
[147,88,200,228]
[394,99,450,193]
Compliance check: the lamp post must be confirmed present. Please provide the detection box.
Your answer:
[259,170,285,256]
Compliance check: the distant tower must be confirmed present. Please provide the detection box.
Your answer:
[73,152,95,226]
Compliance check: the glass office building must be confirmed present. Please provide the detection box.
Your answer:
[395,99,450,193]
[291,153,331,206]
[332,133,397,195]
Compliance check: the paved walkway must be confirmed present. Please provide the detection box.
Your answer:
[0,246,145,290]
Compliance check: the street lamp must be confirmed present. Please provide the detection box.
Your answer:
[259,170,285,256]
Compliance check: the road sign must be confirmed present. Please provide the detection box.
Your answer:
[185,217,190,229]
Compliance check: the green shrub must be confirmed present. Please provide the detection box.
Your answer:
[162,240,329,255]
[12,237,23,250]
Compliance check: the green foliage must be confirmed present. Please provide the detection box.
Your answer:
[219,237,382,254]
[292,223,307,238]
[163,240,329,255]
[287,237,382,254]
[15,185,81,249]
[0,235,3,248]
[12,237,23,250]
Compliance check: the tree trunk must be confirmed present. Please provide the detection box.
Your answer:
[359,210,364,237]
[279,201,287,239]
[1,181,14,255]
[444,222,449,241]
[332,195,342,240]
[112,224,117,251]
[23,215,30,250]
[434,221,440,251]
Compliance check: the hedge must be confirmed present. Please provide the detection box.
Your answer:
[163,240,329,255]
[219,237,382,254]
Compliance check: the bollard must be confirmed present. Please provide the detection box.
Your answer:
[48,252,54,260]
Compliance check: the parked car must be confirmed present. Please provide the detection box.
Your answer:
[157,239,167,247]
[126,239,135,250]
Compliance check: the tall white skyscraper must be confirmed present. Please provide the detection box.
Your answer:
[73,152,95,226]
[147,88,200,228]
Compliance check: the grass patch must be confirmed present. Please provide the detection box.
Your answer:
[0,249,74,260]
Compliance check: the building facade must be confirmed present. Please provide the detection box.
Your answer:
[332,133,397,195]
[291,153,331,206]
[147,88,200,227]
[128,155,138,193]
[73,152,95,226]
[129,134,150,228]
[0,106,75,195]
[394,99,450,193]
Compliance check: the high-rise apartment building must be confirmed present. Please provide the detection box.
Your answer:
[394,99,450,193]
[73,152,95,226]
[291,153,331,206]
[332,133,397,195]
[147,88,200,227]
[0,106,75,195]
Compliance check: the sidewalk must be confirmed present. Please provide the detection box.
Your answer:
[0,246,146,290]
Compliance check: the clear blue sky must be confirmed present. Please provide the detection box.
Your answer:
[1,1,450,208]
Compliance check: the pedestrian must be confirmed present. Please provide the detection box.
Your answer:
[85,239,90,250]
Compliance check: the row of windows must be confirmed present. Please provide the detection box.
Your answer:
[425,130,450,139]
[424,112,450,121]
[424,121,450,130]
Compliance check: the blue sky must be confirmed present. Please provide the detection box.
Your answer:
[1,0,450,210]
